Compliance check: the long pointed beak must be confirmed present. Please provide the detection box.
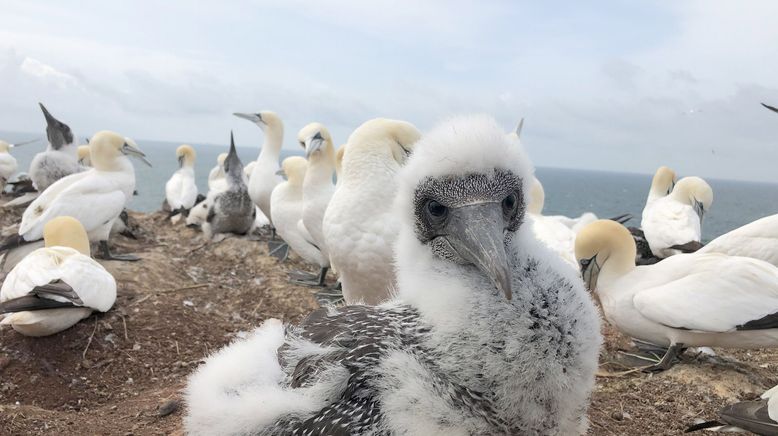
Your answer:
[443,202,512,300]
[122,140,152,167]
[233,112,261,123]
[39,102,57,125]
[305,136,324,159]
[39,102,73,149]
[579,256,600,291]
[178,155,185,168]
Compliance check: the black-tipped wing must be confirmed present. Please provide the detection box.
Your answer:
[720,399,778,435]
[669,240,705,253]
[0,234,31,253]
[0,279,82,314]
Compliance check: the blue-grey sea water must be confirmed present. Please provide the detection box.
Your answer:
[1,131,777,241]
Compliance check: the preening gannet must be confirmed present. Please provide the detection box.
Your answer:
[698,213,778,267]
[0,216,116,336]
[233,110,283,227]
[644,166,677,206]
[165,144,199,217]
[0,139,38,192]
[185,115,601,435]
[297,123,336,286]
[202,133,255,239]
[641,176,713,258]
[687,384,778,434]
[322,118,421,305]
[576,219,778,372]
[0,130,151,261]
[29,103,82,192]
[270,157,327,271]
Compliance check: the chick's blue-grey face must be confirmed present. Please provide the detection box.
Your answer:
[413,169,524,300]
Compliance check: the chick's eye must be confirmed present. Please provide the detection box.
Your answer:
[425,200,448,221]
[502,192,518,215]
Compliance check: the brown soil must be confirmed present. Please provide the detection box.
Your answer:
[0,206,775,435]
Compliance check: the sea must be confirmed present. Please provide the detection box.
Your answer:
[1,131,776,242]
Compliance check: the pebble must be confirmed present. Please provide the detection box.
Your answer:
[158,399,179,417]
[610,411,624,421]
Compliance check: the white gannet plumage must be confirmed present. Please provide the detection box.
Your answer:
[29,103,82,192]
[641,176,713,258]
[77,144,91,168]
[577,219,778,371]
[0,216,116,336]
[233,110,283,226]
[0,141,20,192]
[185,115,601,435]
[165,144,199,217]
[322,118,421,305]
[525,177,578,269]
[1,130,151,261]
[698,213,778,267]
[270,157,327,268]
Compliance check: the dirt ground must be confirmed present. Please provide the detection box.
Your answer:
[0,206,775,435]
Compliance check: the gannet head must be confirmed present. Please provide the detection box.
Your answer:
[78,145,91,166]
[277,156,307,186]
[527,177,545,214]
[176,144,197,168]
[649,166,677,199]
[223,132,246,183]
[90,130,151,170]
[297,123,334,161]
[575,220,636,292]
[39,102,75,150]
[233,110,283,133]
[217,153,228,166]
[343,118,421,178]
[335,145,346,177]
[0,141,10,153]
[396,115,535,301]
[670,176,713,222]
[44,216,90,256]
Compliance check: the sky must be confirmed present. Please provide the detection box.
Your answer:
[1,0,777,182]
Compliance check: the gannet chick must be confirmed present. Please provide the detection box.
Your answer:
[641,176,713,258]
[187,153,229,228]
[233,110,283,228]
[322,118,421,304]
[77,145,91,167]
[698,213,778,267]
[687,384,778,434]
[0,131,151,261]
[525,177,578,269]
[0,216,116,336]
[270,157,327,271]
[185,115,601,435]
[576,219,778,372]
[202,133,255,239]
[165,145,199,219]
[297,123,336,286]
[29,103,82,192]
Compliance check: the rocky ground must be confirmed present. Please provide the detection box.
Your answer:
[0,206,775,435]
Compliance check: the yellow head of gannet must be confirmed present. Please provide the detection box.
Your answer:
[670,176,713,220]
[77,145,91,166]
[575,220,636,291]
[0,141,10,153]
[298,123,335,162]
[43,216,90,256]
[278,156,307,186]
[89,131,151,171]
[345,119,421,170]
[176,144,197,168]
[648,166,677,200]
[527,177,545,214]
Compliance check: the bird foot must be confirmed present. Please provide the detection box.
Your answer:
[268,241,289,261]
[288,270,317,281]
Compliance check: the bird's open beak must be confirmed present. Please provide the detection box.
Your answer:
[305,132,324,159]
[579,255,600,292]
[233,112,262,124]
[443,202,512,300]
[122,140,152,167]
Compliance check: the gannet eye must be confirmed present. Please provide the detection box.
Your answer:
[502,192,518,216]
[425,199,448,223]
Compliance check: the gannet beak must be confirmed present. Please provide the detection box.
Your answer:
[122,140,152,167]
[305,132,324,159]
[444,202,512,300]
[579,255,600,291]
[233,112,263,124]
[39,102,73,150]
[693,199,705,223]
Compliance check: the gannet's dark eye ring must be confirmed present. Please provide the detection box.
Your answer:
[425,199,448,223]
[502,192,518,216]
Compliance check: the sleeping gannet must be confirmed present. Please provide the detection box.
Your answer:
[687,384,778,434]
[576,219,778,372]
[0,130,150,261]
[322,118,421,304]
[233,110,283,228]
[641,176,712,258]
[697,213,778,267]
[165,144,199,218]
[297,123,336,286]
[270,157,327,269]
[185,115,601,435]
[0,216,116,336]
[29,103,82,192]
[0,139,39,192]
[202,133,255,239]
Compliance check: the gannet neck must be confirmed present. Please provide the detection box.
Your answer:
[258,125,284,161]
[670,176,713,208]
[575,220,636,292]
[647,166,676,203]
[334,145,346,178]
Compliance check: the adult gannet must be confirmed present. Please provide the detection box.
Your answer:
[77,145,91,167]
[0,130,150,261]
[0,139,38,192]
[526,177,578,268]
[641,176,713,258]
[202,133,255,239]
[233,110,283,228]
[0,216,116,336]
[687,384,778,434]
[29,103,82,192]
[297,123,336,286]
[270,157,327,271]
[185,115,601,435]
[697,213,778,267]
[208,152,228,192]
[644,165,677,205]
[322,118,421,304]
[165,144,199,218]
[576,219,778,372]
